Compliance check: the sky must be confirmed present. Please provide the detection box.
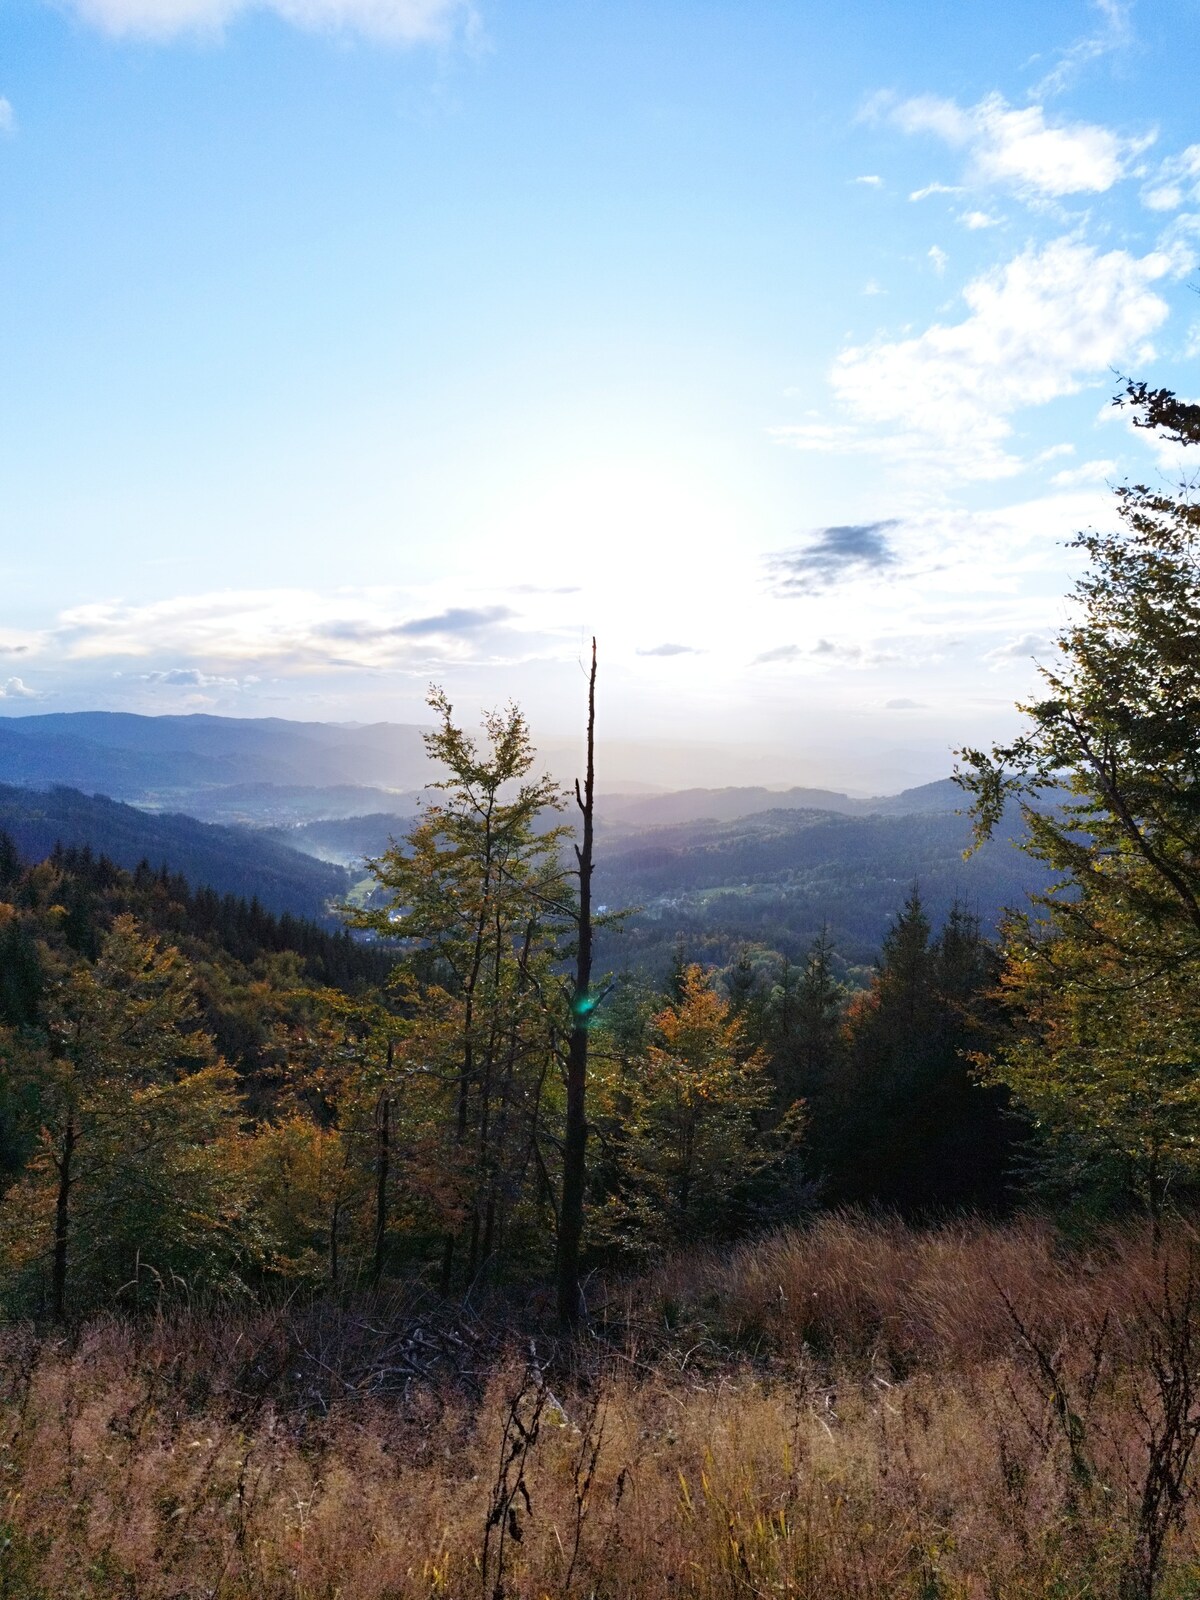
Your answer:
[1,0,1198,791]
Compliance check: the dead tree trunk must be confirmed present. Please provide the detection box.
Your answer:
[52,1113,76,1324]
[557,638,596,1328]
[373,1039,393,1288]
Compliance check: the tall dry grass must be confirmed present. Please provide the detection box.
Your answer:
[3,1213,1200,1598]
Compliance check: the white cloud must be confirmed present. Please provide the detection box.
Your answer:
[1141,145,1200,212]
[928,244,948,275]
[984,631,1055,668]
[877,90,1150,200]
[44,585,546,675]
[854,174,883,187]
[138,667,242,688]
[0,677,38,699]
[794,237,1186,481]
[1050,458,1116,487]
[960,210,1000,230]
[0,99,13,134]
[57,0,471,42]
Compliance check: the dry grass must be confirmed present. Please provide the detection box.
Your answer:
[4,1214,1200,1598]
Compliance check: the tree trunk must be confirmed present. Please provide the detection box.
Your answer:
[373,1053,391,1288]
[52,1113,76,1324]
[557,638,596,1328]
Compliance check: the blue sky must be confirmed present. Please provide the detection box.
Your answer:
[1,0,1198,789]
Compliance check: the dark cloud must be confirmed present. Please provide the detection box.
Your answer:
[637,643,700,657]
[769,520,900,596]
[321,605,516,643]
[395,605,516,637]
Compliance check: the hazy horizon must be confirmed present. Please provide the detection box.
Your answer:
[0,703,962,795]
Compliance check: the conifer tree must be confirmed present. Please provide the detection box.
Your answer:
[820,895,1009,1211]
[959,383,1200,1214]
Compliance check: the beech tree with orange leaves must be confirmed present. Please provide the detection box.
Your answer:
[595,964,779,1249]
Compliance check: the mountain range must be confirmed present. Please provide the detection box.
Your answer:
[0,712,1048,970]
[0,712,432,819]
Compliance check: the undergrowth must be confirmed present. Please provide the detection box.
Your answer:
[4,1212,1200,1598]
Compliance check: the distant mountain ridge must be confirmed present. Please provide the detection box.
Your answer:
[0,784,350,923]
[268,778,967,870]
[0,712,961,829]
[597,778,963,829]
[591,799,1051,973]
[0,711,435,820]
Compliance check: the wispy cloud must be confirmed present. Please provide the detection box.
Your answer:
[0,99,14,134]
[813,638,864,660]
[768,522,899,597]
[42,588,538,675]
[884,697,926,710]
[873,89,1151,200]
[910,181,963,201]
[1141,145,1200,212]
[637,643,701,657]
[1034,0,1133,96]
[853,174,883,187]
[753,637,870,667]
[752,644,803,665]
[56,0,473,42]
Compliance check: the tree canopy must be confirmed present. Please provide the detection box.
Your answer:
[958,382,1200,1212]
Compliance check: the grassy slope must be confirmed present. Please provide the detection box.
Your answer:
[3,1214,1198,1598]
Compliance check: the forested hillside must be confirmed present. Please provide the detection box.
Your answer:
[0,784,351,921]
[0,708,1018,1327]
[272,786,1050,975]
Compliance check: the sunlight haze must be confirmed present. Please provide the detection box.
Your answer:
[1,0,1198,788]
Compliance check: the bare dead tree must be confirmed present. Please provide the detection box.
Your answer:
[557,638,596,1328]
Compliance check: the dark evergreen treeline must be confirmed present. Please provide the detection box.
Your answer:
[0,834,390,998]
